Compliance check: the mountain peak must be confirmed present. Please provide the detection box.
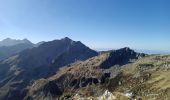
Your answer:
[23,38,29,41]
[2,38,14,41]
[100,47,145,69]
[119,47,132,51]
[61,37,72,41]
[22,38,32,44]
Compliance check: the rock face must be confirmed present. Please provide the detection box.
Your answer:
[72,90,116,100]
[0,37,98,100]
[43,81,63,96]
[100,47,145,69]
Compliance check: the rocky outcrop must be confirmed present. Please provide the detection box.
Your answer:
[72,90,116,100]
[69,73,111,88]
[100,47,146,69]
[97,90,116,100]
[70,77,99,88]
[43,81,63,96]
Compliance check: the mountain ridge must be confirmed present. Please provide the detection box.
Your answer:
[0,38,33,47]
[0,37,98,100]
[0,37,169,100]
[0,38,47,61]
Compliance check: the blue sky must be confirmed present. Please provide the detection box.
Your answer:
[0,0,170,51]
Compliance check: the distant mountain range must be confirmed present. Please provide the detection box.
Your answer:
[0,38,44,61]
[95,48,170,54]
[0,38,33,47]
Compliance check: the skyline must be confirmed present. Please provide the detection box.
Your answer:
[0,0,170,51]
[0,37,170,54]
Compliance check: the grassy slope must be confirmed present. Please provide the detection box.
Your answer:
[26,54,170,100]
[118,55,170,100]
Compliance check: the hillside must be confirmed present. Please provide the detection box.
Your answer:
[25,53,170,100]
[25,47,146,100]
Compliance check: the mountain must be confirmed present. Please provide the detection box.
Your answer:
[0,38,46,61]
[0,38,33,47]
[1,37,169,100]
[0,37,98,100]
[99,47,146,69]
[25,47,146,100]
[26,51,170,100]
[34,41,45,47]
[0,43,34,61]
[0,38,35,61]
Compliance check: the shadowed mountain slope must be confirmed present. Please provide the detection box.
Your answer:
[0,37,98,100]
[0,43,34,61]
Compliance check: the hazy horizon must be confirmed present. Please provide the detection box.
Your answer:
[0,0,170,51]
[0,37,170,54]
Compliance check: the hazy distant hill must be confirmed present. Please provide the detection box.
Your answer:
[0,38,35,60]
[0,38,33,47]
[0,43,34,61]
[0,38,46,61]
[0,37,98,100]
